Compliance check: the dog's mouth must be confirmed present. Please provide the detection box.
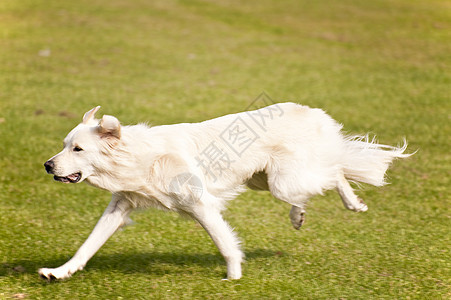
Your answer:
[54,172,82,184]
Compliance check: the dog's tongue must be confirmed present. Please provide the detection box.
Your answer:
[67,173,79,181]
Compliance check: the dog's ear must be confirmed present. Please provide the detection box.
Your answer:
[98,115,121,140]
[83,106,101,125]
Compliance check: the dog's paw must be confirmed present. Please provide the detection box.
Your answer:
[355,198,368,212]
[343,198,368,212]
[290,210,305,230]
[38,267,72,281]
[226,269,242,280]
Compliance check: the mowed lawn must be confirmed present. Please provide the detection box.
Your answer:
[0,0,449,298]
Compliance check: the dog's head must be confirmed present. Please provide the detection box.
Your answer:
[44,106,121,184]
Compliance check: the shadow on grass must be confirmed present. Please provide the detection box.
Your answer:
[1,248,283,278]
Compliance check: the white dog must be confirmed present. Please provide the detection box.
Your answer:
[39,103,410,280]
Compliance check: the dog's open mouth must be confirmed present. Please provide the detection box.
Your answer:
[54,172,82,184]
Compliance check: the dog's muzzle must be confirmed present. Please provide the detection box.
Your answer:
[44,160,82,183]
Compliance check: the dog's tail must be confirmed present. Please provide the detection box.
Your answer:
[342,135,412,186]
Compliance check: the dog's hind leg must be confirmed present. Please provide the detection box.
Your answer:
[267,177,310,230]
[190,196,244,280]
[274,194,308,230]
[284,195,308,229]
[289,205,306,230]
[336,173,368,212]
[39,194,132,280]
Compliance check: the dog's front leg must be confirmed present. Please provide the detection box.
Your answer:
[191,202,244,280]
[39,194,131,280]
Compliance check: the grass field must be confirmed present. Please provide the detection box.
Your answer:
[1,0,450,298]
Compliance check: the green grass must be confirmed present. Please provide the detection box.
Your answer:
[0,0,450,298]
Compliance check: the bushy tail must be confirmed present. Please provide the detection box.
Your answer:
[342,135,412,186]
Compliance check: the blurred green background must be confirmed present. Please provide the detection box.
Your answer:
[0,0,449,298]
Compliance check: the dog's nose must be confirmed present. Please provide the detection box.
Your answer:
[44,160,55,173]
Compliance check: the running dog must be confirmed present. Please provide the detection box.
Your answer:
[39,103,410,280]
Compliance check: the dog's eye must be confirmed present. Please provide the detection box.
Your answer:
[73,146,84,152]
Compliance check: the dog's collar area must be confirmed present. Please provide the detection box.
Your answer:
[54,172,82,183]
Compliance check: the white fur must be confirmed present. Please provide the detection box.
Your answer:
[39,102,411,280]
